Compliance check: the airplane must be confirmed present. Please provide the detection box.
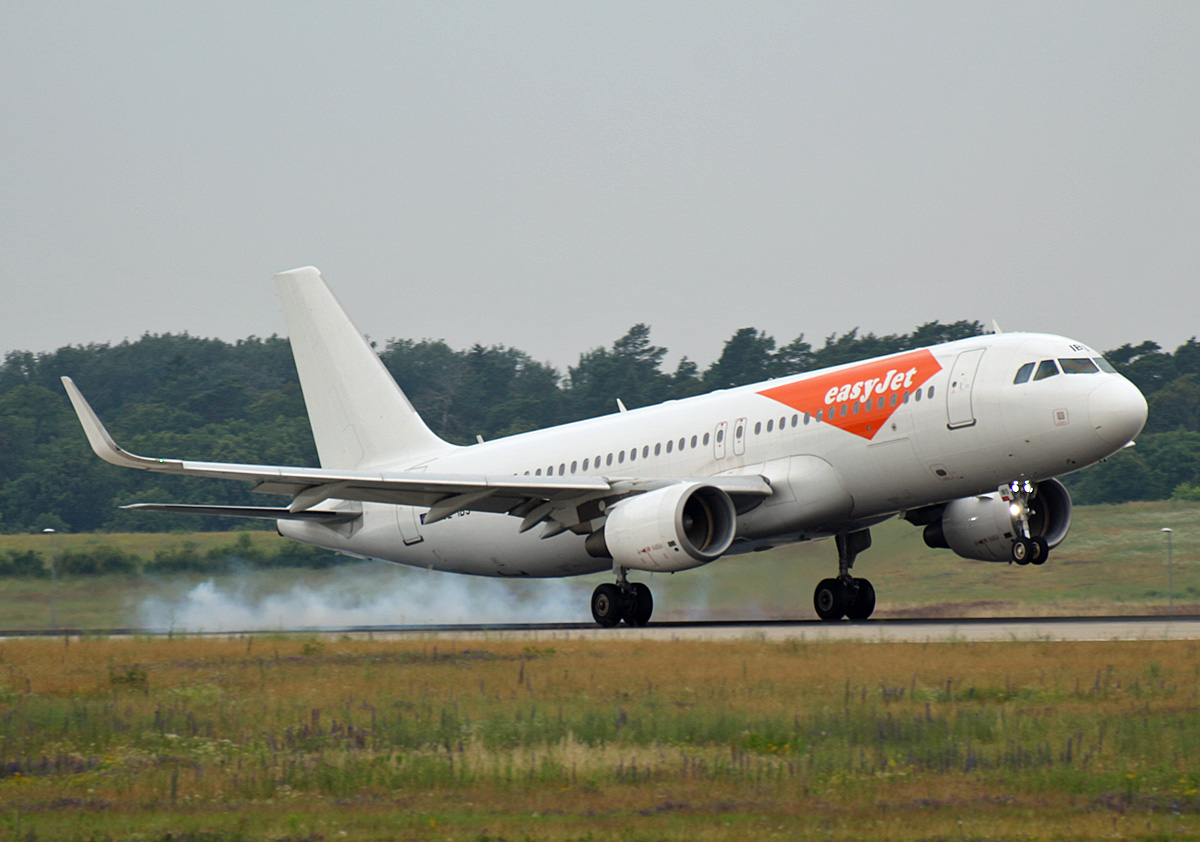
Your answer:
[61,267,1148,626]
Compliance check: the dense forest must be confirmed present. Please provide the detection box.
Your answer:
[1,321,1197,534]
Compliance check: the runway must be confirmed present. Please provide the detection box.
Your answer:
[338,614,1200,643]
[6,614,1200,642]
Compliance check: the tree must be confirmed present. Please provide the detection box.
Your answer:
[565,325,670,420]
[703,328,777,390]
[1071,451,1157,504]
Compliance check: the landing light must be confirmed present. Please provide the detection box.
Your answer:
[1009,502,1022,518]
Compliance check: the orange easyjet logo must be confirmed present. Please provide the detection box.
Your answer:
[757,349,942,440]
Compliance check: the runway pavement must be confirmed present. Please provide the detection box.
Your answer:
[346,615,1200,643]
[5,615,1199,642]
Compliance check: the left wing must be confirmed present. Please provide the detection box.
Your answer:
[63,377,771,532]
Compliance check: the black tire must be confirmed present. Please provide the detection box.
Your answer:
[624,582,653,627]
[845,578,876,620]
[1031,537,1049,566]
[1012,537,1032,565]
[813,578,848,621]
[591,583,624,627]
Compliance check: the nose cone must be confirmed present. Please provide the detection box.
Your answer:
[1089,378,1148,446]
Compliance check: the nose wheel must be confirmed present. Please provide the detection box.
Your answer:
[591,574,653,627]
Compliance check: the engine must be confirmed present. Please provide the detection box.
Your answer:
[585,483,737,572]
[912,479,1073,562]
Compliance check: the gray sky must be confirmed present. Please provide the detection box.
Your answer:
[2,2,1198,374]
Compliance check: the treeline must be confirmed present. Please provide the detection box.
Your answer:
[0,534,348,576]
[0,322,1196,533]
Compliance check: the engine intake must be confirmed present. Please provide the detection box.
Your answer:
[585,483,737,572]
[917,479,1072,562]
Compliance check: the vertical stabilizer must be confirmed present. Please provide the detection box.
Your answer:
[274,267,451,469]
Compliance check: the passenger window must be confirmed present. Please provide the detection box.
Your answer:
[851,403,859,416]
[1013,362,1034,384]
[716,429,724,443]
[816,409,823,421]
[690,435,698,448]
[902,391,910,404]
[841,404,848,417]
[791,414,798,427]
[679,438,686,451]
[927,386,935,398]
[547,465,554,476]
[654,443,661,456]
[629,448,636,462]
[1033,360,1059,381]
[535,468,542,476]
[606,453,613,466]
[643,445,650,458]
[570,461,577,474]
[666,440,673,453]
[754,422,762,435]
[1095,357,1117,373]
[767,419,774,432]
[703,432,710,445]
[560,463,566,475]
[915,389,922,402]
[780,416,786,429]
[804,412,811,425]
[1059,358,1099,374]
[618,451,625,464]
[583,458,590,471]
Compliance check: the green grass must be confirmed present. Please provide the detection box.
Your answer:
[1,500,1197,630]
[0,636,1197,840]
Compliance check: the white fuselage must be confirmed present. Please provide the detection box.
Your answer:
[279,331,1145,577]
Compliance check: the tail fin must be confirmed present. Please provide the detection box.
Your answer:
[274,267,451,469]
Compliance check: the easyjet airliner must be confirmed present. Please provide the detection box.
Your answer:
[62,268,1148,626]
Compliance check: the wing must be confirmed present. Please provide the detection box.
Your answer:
[63,377,771,532]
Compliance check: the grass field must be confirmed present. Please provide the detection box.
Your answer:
[0,635,1197,840]
[1,500,1197,630]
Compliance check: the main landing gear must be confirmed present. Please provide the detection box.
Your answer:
[591,568,653,627]
[813,529,876,621]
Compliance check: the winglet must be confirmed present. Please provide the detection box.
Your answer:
[60,377,180,471]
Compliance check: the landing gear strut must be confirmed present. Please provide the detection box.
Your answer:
[591,568,653,628]
[814,529,876,621]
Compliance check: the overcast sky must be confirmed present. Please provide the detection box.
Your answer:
[2,2,1197,374]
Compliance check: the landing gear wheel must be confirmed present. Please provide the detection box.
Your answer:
[624,582,653,627]
[1012,537,1033,565]
[814,578,849,621]
[591,583,625,627]
[845,578,876,620]
[1031,537,1049,566]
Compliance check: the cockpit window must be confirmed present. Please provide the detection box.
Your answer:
[1094,356,1117,374]
[1059,357,1099,374]
[1032,359,1060,381]
[1013,362,1035,384]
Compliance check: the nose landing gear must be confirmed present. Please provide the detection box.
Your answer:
[591,568,653,627]
[813,529,876,621]
[1004,481,1050,566]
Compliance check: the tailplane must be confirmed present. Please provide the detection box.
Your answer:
[274,267,451,469]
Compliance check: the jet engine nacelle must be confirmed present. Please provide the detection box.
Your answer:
[920,479,1073,562]
[585,483,737,572]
